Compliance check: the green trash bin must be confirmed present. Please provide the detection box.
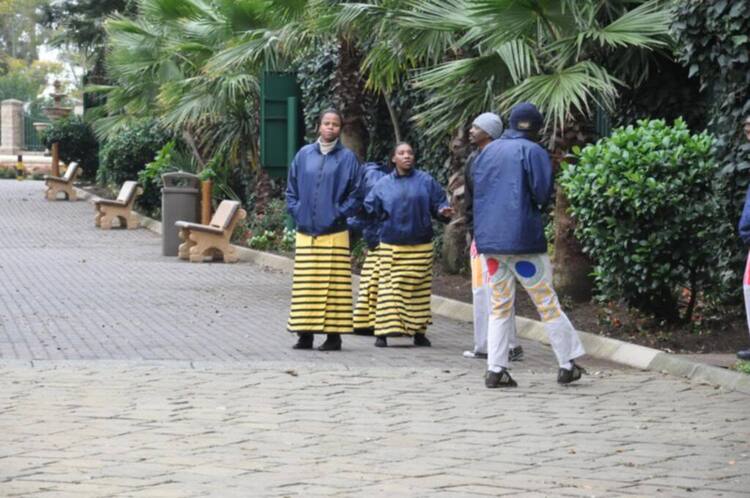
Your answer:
[161,171,200,256]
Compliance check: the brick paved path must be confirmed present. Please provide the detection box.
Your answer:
[1,181,749,497]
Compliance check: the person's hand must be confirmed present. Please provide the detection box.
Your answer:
[439,206,455,218]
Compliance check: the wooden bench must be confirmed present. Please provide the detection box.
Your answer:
[44,162,81,201]
[176,200,246,263]
[94,181,143,229]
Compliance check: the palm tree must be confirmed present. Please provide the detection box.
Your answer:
[394,0,673,297]
[94,0,293,171]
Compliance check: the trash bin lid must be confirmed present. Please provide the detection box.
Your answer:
[162,171,200,193]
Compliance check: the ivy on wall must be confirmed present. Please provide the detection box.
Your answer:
[673,0,750,300]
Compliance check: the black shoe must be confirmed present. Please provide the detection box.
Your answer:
[557,361,586,384]
[737,349,750,361]
[414,333,431,347]
[318,334,342,351]
[292,333,313,350]
[374,336,387,347]
[509,345,524,362]
[485,368,517,388]
[354,327,375,336]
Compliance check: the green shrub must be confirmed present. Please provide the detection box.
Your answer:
[41,115,99,181]
[245,198,296,252]
[98,120,171,205]
[560,119,727,322]
[136,140,196,217]
[735,360,750,375]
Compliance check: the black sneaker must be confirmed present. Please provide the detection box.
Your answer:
[509,345,524,362]
[374,336,387,347]
[414,334,431,347]
[557,361,586,384]
[485,368,517,388]
[318,334,342,351]
[292,333,313,350]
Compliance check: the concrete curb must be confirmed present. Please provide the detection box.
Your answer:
[73,186,750,394]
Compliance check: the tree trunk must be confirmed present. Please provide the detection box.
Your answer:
[333,37,369,161]
[552,187,593,301]
[550,124,594,302]
[441,127,472,274]
[383,92,402,143]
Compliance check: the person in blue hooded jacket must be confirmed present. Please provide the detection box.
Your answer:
[472,102,585,388]
[365,142,454,347]
[350,161,392,335]
[736,115,750,361]
[285,108,361,352]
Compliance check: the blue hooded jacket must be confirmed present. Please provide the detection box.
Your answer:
[365,168,450,246]
[472,129,553,254]
[348,162,392,248]
[739,185,750,246]
[286,141,361,236]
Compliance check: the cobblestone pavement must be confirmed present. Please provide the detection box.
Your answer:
[1,181,749,497]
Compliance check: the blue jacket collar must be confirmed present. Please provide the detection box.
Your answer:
[392,167,416,179]
[502,129,532,140]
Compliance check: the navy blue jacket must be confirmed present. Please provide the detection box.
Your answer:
[286,141,361,236]
[365,168,450,246]
[348,162,392,248]
[739,185,750,246]
[472,130,553,254]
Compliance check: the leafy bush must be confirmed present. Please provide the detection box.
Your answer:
[561,119,728,322]
[136,140,196,217]
[98,120,171,200]
[735,360,750,375]
[41,115,99,181]
[244,198,296,252]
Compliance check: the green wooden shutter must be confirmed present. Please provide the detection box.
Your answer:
[260,72,303,179]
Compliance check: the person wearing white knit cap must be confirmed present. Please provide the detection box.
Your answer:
[462,112,523,362]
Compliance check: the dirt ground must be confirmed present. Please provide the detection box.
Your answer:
[432,271,749,355]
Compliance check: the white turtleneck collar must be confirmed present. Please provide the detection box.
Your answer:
[317,137,338,155]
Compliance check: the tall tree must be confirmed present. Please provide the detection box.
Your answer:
[0,0,49,62]
[40,0,136,108]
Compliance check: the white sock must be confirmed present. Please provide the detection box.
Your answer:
[560,361,573,370]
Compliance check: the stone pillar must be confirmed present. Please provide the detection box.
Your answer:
[0,99,24,155]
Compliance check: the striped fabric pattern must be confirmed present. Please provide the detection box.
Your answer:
[353,246,381,331]
[374,242,433,336]
[287,231,353,334]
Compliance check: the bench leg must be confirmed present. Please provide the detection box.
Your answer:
[125,212,140,229]
[178,229,193,260]
[223,243,239,263]
[188,237,210,263]
[66,186,77,201]
[100,212,114,230]
[94,208,103,227]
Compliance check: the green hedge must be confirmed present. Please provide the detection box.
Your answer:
[561,119,728,322]
[41,115,99,181]
[98,120,171,212]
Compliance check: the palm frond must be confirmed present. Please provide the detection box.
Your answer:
[499,61,621,136]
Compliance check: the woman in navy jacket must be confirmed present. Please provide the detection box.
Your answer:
[365,142,453,347]
[285,109,361,351]
[350,161,392,335]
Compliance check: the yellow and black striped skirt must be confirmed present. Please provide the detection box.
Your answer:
[287,231,353,334]
[374,242,433,337]
[353,246,381,332]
